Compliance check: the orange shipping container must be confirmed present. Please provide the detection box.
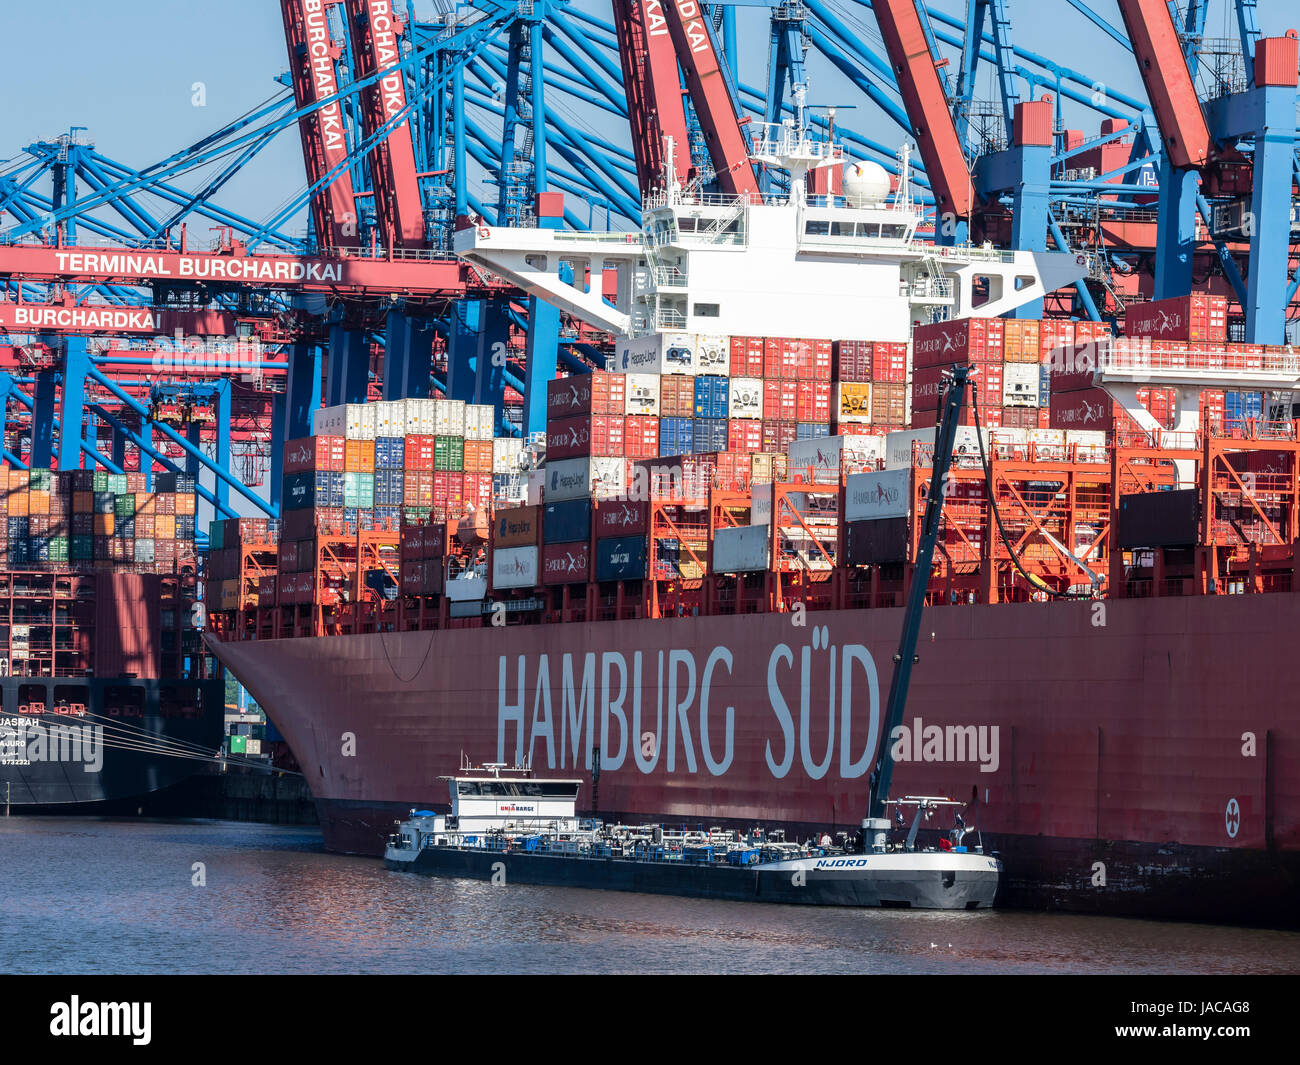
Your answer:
[175,493,196,516]
[463,439,494,474]
[27,491,50,515]
[8,492,28,517]
[136,493,156,515]
[344,439,376,473]
[93,512,115,536]
[156,514,177,540]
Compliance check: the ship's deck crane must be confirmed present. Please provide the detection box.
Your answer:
[867,362,972,824]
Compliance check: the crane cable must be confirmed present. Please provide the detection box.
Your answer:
[968,376,1098,600]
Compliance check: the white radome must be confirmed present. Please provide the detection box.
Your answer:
[842,160,891,207]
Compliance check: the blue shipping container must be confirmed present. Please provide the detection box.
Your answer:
[1225,390,1263,420]
[692,417,729,453]
[374,505,402,528]
[595,535,648,581]
[693,375,730,420]
[376,436,405,470]
[796,422,831,440]
[374,468,405,506]
[543,498,592,544]
[659,417,694,456]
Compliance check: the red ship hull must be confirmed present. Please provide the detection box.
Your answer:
[209,593,1300,925]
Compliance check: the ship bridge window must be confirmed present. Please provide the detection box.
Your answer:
[880,224,908,240]
[693,303,720,318]
[457,780,581,798]
[831,221,855,237]
[804,219,830,236]
[678,217,699,233]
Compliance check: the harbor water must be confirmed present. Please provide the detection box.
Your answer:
[2,817,1298,975]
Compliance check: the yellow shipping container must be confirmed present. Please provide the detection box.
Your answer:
[836,382,873,423]
[219,580,241,612]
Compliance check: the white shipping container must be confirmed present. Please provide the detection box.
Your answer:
[788,434,885,483]
[544,456,627,501]
[1002,363,1041,408]
[712,524,770,573]
[372,400,398,436]
[493,437,525,474]
[845,469,911,521]
[989,426,1030,460]
[696,334,730,374]
[729,377,763,420]
[464,404,494,441]
[612,332,697,375]
[313,404,347,437]
[749,484,771,526]
[1029,428,1066,445]
[435,399,465,436]
[403,398,434,435]
[493,545,539,589]
[885,426,988,469]
[245,738,263,756]
[348,403,377,440]
[624,373,662,416]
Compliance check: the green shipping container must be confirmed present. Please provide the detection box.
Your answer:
[49,537,68,562]
[114,494,136,518]
[107,474,128,494]
[28,469,51,492]
[71,535,94,560]
[93,471,109,492]
[434,436,464,472]
[229,735,247,754]
[403,507,431,526]
[343,472,374,509]
[209,520,225,549]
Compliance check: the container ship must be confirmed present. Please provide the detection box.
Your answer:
[0,469,223,810]
[207,144,1300,926]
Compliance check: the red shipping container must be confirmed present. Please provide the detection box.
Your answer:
[796,381,832,422]
[278,540,299,572]
[1124,294,1227,343]
[912,318,1005,368]
[433,472,464,506]
[546,371,627,418]
[834,340,873,383]
[729,336,765,377]
[1049,388,1147,431]
[316,435,346,471]
[1257,34,1300,87]
[762,418,798,451]
[257,575,277,608]
[463,473,493,510]
[728,418,763,453]
[404,434,437,471]
[872,342,908,383]
[401,560,424,595]
[283,437,320,474]
[624,415,659,459]
[547,414,624,459]
[542,541,591,585]
[763,379,798,421]
[596,499,648,536]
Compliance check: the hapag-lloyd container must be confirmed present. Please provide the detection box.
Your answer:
[541,541,591,585]
[612,332,697,374]
[544,456,628,502]
[845,468,910,520]
[492,545,538,589]
[712,524,770,573]
[1124,294,1228,343]
[546,414,624,459]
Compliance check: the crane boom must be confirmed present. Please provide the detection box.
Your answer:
[868,362,971,819]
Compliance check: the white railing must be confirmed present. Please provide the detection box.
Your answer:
[1093,338,1300,377]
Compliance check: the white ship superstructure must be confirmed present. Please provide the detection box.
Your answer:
[454,127,1089,342]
